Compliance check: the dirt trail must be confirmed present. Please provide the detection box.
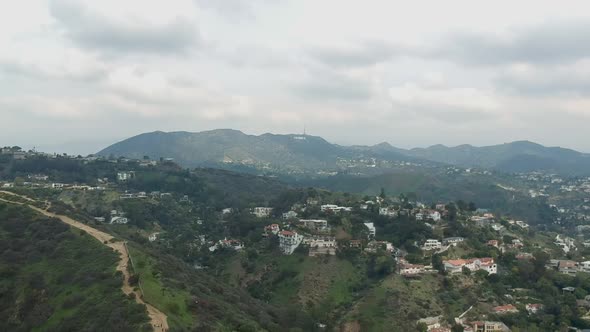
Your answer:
[0,191,169,332]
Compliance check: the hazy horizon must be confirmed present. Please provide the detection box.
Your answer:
[6,128,590,156]
[3,1,590,153]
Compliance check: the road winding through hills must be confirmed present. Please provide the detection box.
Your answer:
[0,191,169,332]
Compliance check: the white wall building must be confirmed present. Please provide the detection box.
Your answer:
[279,230,304,255]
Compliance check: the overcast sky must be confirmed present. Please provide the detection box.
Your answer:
[2,0,590,154]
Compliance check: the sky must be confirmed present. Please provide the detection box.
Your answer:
[2,0,590,155]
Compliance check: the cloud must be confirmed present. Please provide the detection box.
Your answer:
[388,82,500,122]
[494,60,590,96]
[307,40,414,68]
[435,20,590,65]
[49,0,201,54]
[291,67,375,101]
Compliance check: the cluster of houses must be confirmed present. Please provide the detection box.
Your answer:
[418,316,512,332]
[443,258,497,274]
[421,237,465,251]
[209,238,245,252]
[554,234,576,253]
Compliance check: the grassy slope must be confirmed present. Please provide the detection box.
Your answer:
[0,202,150,332]
[128,244,194,330]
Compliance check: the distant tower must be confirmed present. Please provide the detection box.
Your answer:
[303,123,306,136]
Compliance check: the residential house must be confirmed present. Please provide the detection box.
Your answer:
[307,236,337,257]
[429,211,442,222]
[579,261,590,273]
[300,219,329,232]
[117,171,135,182]
[423,239,442,251]
[490,224,504,232]
[349,240,362,249]
[492,304,518,314]
[148,233,159,242]
[222,208,233,215]
[525,303,544,314]
[93,217,105,222]
[470,321,510,332]
[321,204,352,213]
[253,207,273,218]
[436,204,447,211]
[264,224,280,236]
[416,316,442,330]
[210,238,244,251]
[110,216,129,224]
[516,253,534,261]
[379,207,398,217]
[558,260,578,275]
[278,230,304,255]
[365,241,395,253]
[444,258,497,274]
[443,237,464,246]
[487,240,499,248]
[282,210,298,219]
[400,263,427,277]
[364,222,376,239]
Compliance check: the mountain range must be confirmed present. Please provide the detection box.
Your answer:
[98,129,590,176]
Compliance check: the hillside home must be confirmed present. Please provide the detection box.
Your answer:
[554,235,576,253]
[321,204,352,213]
[423,239,442,251]
[148,233,159,242]
[117,171,134,182]
[436,204,447,211]
[253,207,273,218]
[110,216,129,224]
[93,217,105,222]
[222,208,233,215]
[264,224,280,236]
[443,237,464,246]
[429,211,442,222]
[278,230,304,255]
[525,303,544,314]
[282,210,298,219]
[299,219,329,232]
[492,304,518,314]
[444,258,497,274]
[365,241,395,253]
[579,261,590,273]
[379,207,398,217]
[558,260,578,275]
[349,240,362,249]
[400,263,427,276]
[307,236,337,256]
[470,321,510,332]
[416,316,442,330]
[364,222,376,239]
[487,240,499,248]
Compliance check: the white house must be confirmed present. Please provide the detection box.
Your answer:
[222,208,233,215]
[443,258,497,274]
[253,207,273,218]
[429,211,442,222]
[282,211,298,219]
[443,237,464,246]
[364,222,376,239]
[117,171,134,182]
[423,239,442,250]
[307,236,337,256]
[110,216,129,224]
[279,230,304,255]
[148,233,159,242]
[300,219,329,232]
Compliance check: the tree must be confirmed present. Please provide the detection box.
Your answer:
[379,187,386,199]
[468,202,477,212]
[416,322,428,332]
[462,266,471,276]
